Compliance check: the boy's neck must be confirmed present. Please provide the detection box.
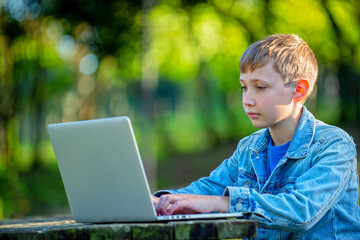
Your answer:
[269,106,303,146]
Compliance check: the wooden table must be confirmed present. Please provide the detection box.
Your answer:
[0,216,257,239]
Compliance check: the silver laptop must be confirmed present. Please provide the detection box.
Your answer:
[48,116,243,223]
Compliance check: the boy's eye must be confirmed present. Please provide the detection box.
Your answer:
[257,86,266,90]
[240,86,247,91]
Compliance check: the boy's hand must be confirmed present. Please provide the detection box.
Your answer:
[151,195,159,207]
[155,194,229,216]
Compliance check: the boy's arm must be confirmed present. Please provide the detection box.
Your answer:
[225,135,358,232]
[154,194,229,215]
[154,142,241,198]
[152,141,243,215]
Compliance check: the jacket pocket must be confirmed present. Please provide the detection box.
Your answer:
[267,178,296,195]
[235,168,259,191]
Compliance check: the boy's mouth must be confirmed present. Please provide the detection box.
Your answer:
[247,112,260,119]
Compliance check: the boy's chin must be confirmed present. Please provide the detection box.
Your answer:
[250,120,268,129]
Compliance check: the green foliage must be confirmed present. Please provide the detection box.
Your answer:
[0,0,359,219]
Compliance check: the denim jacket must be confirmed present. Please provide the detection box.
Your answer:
[155,107,360,239]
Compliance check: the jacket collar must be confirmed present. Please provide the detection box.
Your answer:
[249,106,316,159]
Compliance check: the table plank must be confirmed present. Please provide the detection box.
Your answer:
[0,217,257,239]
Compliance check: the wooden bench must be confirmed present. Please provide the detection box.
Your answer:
[0,216,257,239]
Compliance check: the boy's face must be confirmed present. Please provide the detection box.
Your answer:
[239,61,298,130]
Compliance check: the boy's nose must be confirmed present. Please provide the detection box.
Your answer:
[243,91,255,106]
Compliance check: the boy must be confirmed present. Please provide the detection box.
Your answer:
[152,34,360,239]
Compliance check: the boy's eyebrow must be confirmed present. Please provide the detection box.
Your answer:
[239,78,270,84]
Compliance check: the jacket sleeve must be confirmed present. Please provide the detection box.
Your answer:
[225,135,358,232]
[154,141,243,197]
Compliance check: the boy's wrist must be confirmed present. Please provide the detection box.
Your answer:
[213,196,229,213]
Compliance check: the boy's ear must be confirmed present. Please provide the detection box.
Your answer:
[293,79,309,103]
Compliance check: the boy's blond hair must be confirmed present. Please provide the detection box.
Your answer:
[239,34,318,96]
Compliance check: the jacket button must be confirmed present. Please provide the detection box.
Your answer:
[235,203,243,211]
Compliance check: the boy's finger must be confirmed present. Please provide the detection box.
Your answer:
[167,200,187,215]
[156,194,176,215]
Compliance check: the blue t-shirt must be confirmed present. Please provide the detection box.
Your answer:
[268,139,291,176]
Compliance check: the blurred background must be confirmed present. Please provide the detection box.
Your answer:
[0,0,359,219]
